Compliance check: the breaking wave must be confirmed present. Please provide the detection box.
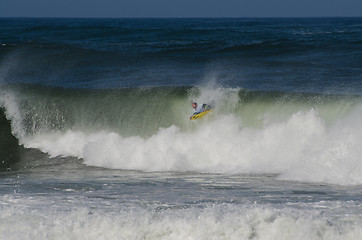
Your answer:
[2,83,362,185]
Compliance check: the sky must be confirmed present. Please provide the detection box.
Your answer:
[1,0,362,18]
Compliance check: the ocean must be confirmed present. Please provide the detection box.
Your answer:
[1,17,362,239]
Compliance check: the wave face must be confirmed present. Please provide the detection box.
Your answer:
[0,107,21,170]
[2,18,362,240]
[1,18,362,184]
[2,84,362,185]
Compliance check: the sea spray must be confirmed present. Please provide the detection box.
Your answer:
[2,84,362,185]
[2,18,362,240]
[19,106,362,185]
[0,90,25,140]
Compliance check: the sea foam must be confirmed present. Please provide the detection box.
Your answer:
[1,199,361,240]
[3,84,362,186]
[21,104,362,186]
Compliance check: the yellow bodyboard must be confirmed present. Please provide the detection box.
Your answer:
[190,109,213,120]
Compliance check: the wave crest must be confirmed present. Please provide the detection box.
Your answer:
[2,84,362,185]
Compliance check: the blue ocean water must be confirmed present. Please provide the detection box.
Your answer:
[1,18,362,91]
[1,18,362,239]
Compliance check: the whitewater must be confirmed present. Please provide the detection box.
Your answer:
[2,84,362,239]
[2,83,362,186]
[1,17,362,240]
